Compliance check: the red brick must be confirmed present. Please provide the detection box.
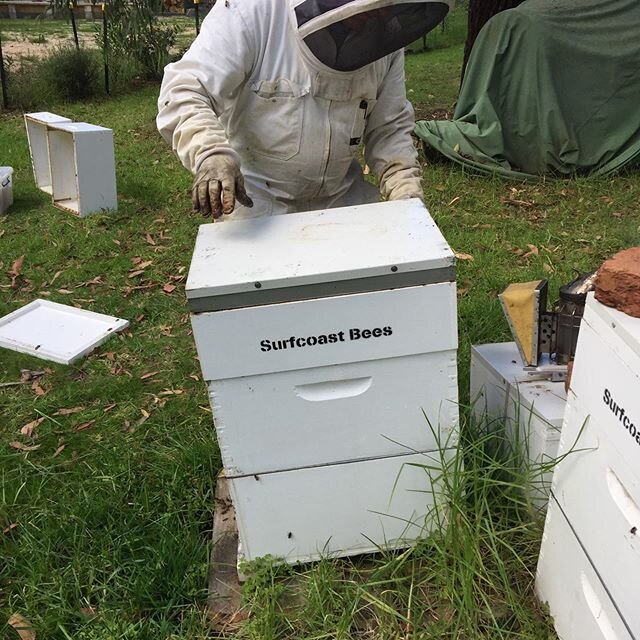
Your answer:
[595,247,640,318]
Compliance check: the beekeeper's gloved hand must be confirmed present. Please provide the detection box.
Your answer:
[379,160,424,203]
[192,154,253,219]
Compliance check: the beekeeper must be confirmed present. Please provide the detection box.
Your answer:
[157,0,453,219]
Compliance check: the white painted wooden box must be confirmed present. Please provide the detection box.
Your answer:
[537,294,640,639]
[187,199,459,564]
[536,495,633,640]
[47,122,117,216]
[24,112,71,195]
[0,166,13,214]
[470,342,565,505]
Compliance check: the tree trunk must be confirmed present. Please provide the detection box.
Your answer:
[461,0,525,82]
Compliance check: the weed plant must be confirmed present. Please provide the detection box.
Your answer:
[6,47,101,109]
[237,413,554,639]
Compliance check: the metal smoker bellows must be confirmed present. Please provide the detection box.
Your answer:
[498,271,597,380]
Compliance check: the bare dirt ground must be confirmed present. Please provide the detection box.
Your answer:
[2,31,95,59]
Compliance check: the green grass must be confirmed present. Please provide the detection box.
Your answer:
[1,9,640,639]
[0,16,198,48]
[0,17,96,49]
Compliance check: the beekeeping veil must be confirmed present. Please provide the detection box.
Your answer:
[293,0,454,71]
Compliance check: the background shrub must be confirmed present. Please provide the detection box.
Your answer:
[43,46,100,101]
[6,47,100,109]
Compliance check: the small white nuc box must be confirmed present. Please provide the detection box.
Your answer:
[186,199,460,564]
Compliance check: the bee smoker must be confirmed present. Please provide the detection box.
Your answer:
[499,271,597,380]
[554,272,598,365]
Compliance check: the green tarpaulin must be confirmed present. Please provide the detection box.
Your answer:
[415,0,640,179]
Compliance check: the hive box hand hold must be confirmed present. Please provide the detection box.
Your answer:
[24,112,72,195]
[47,122,117,217]
[187,199,460,564]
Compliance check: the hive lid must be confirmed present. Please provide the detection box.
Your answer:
[186,199,455,311]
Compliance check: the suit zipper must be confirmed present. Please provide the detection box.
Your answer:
[314,100,333,199]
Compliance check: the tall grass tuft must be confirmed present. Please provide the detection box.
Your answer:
[236,410,554,639]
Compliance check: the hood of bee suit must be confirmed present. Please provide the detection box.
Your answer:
[290,0,454,72]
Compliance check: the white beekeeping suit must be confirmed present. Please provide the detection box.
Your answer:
[157,0,453,219]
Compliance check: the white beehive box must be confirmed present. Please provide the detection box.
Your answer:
[470,342,565,504]
[538,294,640,637]
[0,166,13,214]
[187,199,459,564]
[24,111,71,195]
[47,122,117,216]
[536,496,633,640]
[24,112,71,195]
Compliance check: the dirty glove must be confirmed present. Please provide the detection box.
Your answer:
[192,154,253,219]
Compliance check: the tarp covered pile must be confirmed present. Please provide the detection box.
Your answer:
[415,0,640,179]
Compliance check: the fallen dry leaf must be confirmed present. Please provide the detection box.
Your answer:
[76,276,104,288]
[457,281,471,297]
[79,607,97,618]
[162,283,177,294]
[135,408,152,427]
[31,381,46,397]
[72,420,96,433]
[20,417,45,437]
[145,233,156,246]
[522,244,539,259]
[9,255,24,278]
[57,289,73,295]
[454,251,474,262]
[8,255,25,288]
[103,403,117,413]
[20,369,45,382]
[9,442,41,452]
[8,613,35,640]
[448,196,461,207]
[53,406,85,416]
[53,444,66,457]
[3,523,18,534]
[140,371,159,380]
[128,270,146,279]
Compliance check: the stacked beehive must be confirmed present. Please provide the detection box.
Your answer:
[187,199,460,564]
[536,293,640,639]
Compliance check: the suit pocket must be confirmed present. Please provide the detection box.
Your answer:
[247,79,309,161]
